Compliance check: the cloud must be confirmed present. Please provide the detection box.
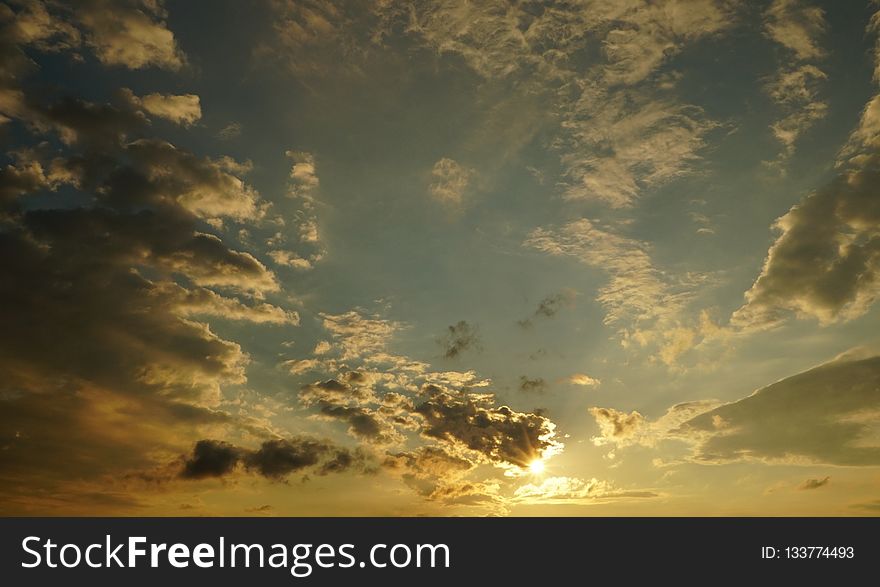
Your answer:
[675,349,880,465]
[559,92,719,207]
[589,407,648,446]
[438,320,480,359]
[321,310,404,362]
[415,385,563,469]
[180,438,366,481]
[280,150,324,264]
[764,0,826,61]
[75,0,185,70]
[298,377,403,445]
[265,1,731,209]
[286,150,319,198]
[180,440,242,479]
[513,476,657,503]
[0,27,304,510]
[799,476,830,490]
[217,122,242,140]
[518,376,546,394]
[261,0,380,77]
[130,91,202,126]
[525,219,697,338]
[732,153,880,328]
[589,401,718,450]
[518,289,577,328]
[314,404,402,445]
[429,157,473,207]
[762,1,828,162]
[565,373,601,388]
[269,249,313,270]
[283,358,323,375]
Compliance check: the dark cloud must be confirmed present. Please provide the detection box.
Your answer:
[314,403,400,445]
[300,378,367,404]
[0,2,291,512]
[179,438,367,481]
[414,385,561,468]
[181,440,242,479]
[518,376,546,393]
[518,289,577,328]
[676,350,880,465]
[245,439,331,479]
[799,476,830,490]
[438,320,480,359]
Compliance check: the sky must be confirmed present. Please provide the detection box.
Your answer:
[1,0,880,516]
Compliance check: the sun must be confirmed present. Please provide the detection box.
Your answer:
[528,459,546,475]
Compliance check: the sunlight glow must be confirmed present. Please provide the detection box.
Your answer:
[528,459,546,475]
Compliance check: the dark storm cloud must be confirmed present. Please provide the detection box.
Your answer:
[438,320,480,359]
[676,350,880,465]
[179,438,367,481]
[799,476,830,490]
[414,385,561,468]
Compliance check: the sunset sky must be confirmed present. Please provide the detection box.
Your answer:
[2,0,880,516]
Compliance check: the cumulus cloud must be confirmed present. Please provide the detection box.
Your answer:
[429,157,473,207]
[674,350,880,465]
[75,0,186,70]
[415,385,563,469]
[438,320,480,359]
[732,153,880,328]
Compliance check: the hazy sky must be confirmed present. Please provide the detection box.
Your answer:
[2,0,880,516]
